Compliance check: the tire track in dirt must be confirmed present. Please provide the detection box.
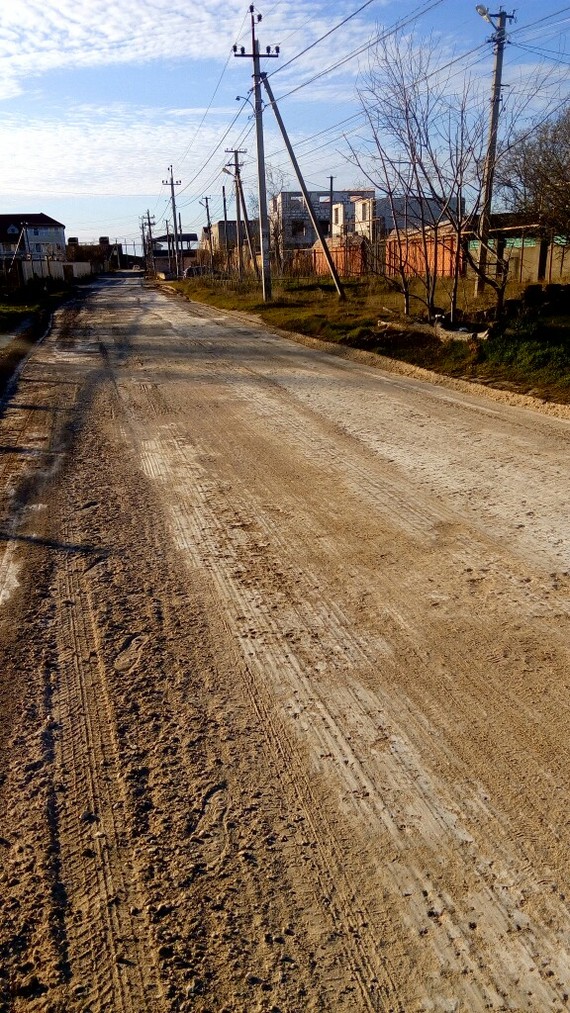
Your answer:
[49,522,166,1012]
[102,285,570,1013]
[149,302,569,571]
[121,387,570,1011]
[4,278,568,1012]
[132,424,392,1011]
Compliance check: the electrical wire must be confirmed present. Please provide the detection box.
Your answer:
[151,0,570,230]
[268,0,447,102]
[269,0,378,78]
[510,41,570,66]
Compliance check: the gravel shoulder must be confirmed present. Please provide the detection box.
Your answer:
[0,275,569,1012]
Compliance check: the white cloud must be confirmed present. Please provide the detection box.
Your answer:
[0,102,238,197]
[0,0,387,100]
[0,0,245,92]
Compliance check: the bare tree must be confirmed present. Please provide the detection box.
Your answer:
[351,31,487,321]
[248,163,290,273]
[353,30,568,320]
[499,103,570,236]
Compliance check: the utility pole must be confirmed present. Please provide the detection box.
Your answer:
[165,219,173,275]
[139,219,146,269]
[329,176,334,236]
[261,73,345,300]
[474,5,515,296]
[234,6,279,301]
[201,197,214,272]
[162,166,181,278]
[235,167,260,280]
[222,184,231,273]
[225,148,247,277]
[145,210,156,274]
[178,212,184,272]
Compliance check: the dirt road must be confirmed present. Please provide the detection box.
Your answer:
[0,273,569,1012]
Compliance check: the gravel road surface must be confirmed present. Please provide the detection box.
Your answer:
[0,273,569,1012]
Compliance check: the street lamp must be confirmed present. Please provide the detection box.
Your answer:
[475,4,492,23]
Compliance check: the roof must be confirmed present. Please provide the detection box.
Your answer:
[153,232,198,243]
[0,213,65,230]
[0,213,65,245]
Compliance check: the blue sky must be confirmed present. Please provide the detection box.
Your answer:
[1,0,569,253]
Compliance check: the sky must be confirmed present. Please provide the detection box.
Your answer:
[0,0,569,253]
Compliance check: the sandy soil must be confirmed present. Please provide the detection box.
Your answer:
[0,273,569,1012]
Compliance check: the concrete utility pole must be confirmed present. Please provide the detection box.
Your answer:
[162,166,182,278]
[222,185,231,273]
[201,197,214,272]
[235,165,260,280]
[178,213,184,269]
[225,148,247,278]
[145,210,156,274]
[165,220,173,275]
[474,5,515,296]
[139,220,146,268]
[261,73,346,300]
[234,6,279,301]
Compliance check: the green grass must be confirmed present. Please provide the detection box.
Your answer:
[0,300,41,334]
[474,311,570,401]
[0,281,75,397]
[168,275,570,403]
[0,280,71,334]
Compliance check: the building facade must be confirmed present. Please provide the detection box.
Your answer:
[270,190,375,258]
[0,213,66,262]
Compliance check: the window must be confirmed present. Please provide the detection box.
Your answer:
[35,244,42,252]
[33,229,39,236]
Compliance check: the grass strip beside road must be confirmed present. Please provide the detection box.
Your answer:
[0,285,73,399]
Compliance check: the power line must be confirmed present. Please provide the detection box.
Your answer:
[175,102,251,198]
[175,7,250,170]
[267,0,447,97]
[148,0,570,229]
[511,41,570,66]
[270,0,379,78]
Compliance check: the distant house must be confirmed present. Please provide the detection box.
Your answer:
[198,221,249,252]
[270,190,375,260]
[0,213,66,262]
